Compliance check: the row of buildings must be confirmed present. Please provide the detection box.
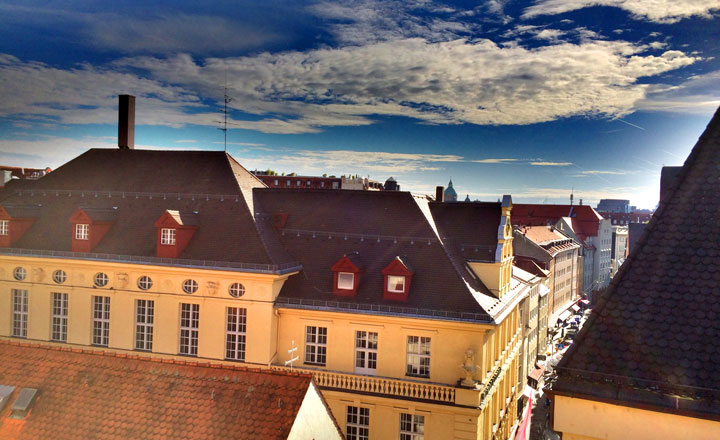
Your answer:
[0,96,615,440]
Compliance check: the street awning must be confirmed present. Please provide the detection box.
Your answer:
[529,365,546,381]
[558,310,572,322]
[571,304,580,312]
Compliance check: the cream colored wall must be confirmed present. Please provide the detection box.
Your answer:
[0,256,294,365]
[324,390,482,440]
[276,308,492,385]
[554,395,720,440]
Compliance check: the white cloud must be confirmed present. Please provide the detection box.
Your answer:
[0,34,700,134]
[530,161,573,166]
[577,170,632,175]
[175,139,197,143]
[471,158,520,163]
[648,42,667,50]
[523,0,719,23]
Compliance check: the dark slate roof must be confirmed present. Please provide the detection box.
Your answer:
[0,340,335,440]
[429,201,499,262]
[254,189,520,322]
[0,149,298,271]
[550,106,720,420]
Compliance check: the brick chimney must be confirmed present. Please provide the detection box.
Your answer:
[118,95,135,149]
[435,186,444,202]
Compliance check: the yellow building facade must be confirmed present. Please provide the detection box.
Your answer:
[1,147,528,440]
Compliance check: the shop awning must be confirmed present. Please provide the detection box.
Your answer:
[528,365,546,381]
[558,310,572,322]
[571,304,580,312]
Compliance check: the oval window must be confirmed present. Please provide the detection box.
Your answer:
[228,283,245,298]
[53,270,67,284]
[183,279,198,294]
[94,272,109,287]
[138,276,153,291]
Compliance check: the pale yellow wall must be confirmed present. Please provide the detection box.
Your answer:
[0,256,294,365]
[324,390,482,440]
[554,395,720,440]
[276,308,492,385]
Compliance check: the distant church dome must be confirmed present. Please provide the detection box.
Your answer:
[444,180,457,202]
[464,194,471,202]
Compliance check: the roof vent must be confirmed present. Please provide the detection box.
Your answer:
[11,388,38,419]
[0,385,16,412]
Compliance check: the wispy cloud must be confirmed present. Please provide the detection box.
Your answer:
[530,161,573,166]
[471,158,519,164]
[522,0,719,23]
[0,5,284,54]
[636,69,720,116]
[175,139,197,143]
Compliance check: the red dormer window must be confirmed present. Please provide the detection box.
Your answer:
[382,257,414,302]
[154,210,198,258]
[69,208,116,252]
[330,254,363,297]
[0,205,37,248]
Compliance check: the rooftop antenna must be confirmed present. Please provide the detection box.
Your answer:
[217,71,233,152]
[570,187,574,206]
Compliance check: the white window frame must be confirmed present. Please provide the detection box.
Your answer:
[225,307,247,361]
[337,272,354,290]
[0,219,8,235]
[52,269,67,284]
[346,406,370,440]
[94,272,109,287]
[387,275,406,293]
[400,413,425,440]
[228,282,245,298]
[179,303,199,356]
[182,279,198,294]
[160,227,176,245]
[406,336,431,377]
[354,331,378,375]
[135,299,154,351]
[75,223,89,240]
[137,275,153,290]
[304,326,327,365]
[51,292,68,342]
[11,289,28,338]
[13,266,26,281]
[92,296,110,346]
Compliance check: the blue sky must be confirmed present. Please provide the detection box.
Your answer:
[1,0,718,208]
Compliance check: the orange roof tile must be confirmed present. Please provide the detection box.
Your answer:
[0,340,317,440]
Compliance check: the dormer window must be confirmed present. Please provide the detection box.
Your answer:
[331,254,363,297]
[154,210,198,258]
[69,208,116,252]
[0,205,38,247]
[76,224,89,240]
[382,257,413,302]
[161,228,176,245]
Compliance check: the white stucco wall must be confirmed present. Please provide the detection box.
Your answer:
[288,382,343,440]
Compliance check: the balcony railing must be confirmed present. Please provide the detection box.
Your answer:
[271,366,457,404]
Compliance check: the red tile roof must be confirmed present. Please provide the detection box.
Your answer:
[0,340,327,439]
[512,204,602,240]
[550,106,720,420]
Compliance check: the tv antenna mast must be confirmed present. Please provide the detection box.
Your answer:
[218,85,233,152]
